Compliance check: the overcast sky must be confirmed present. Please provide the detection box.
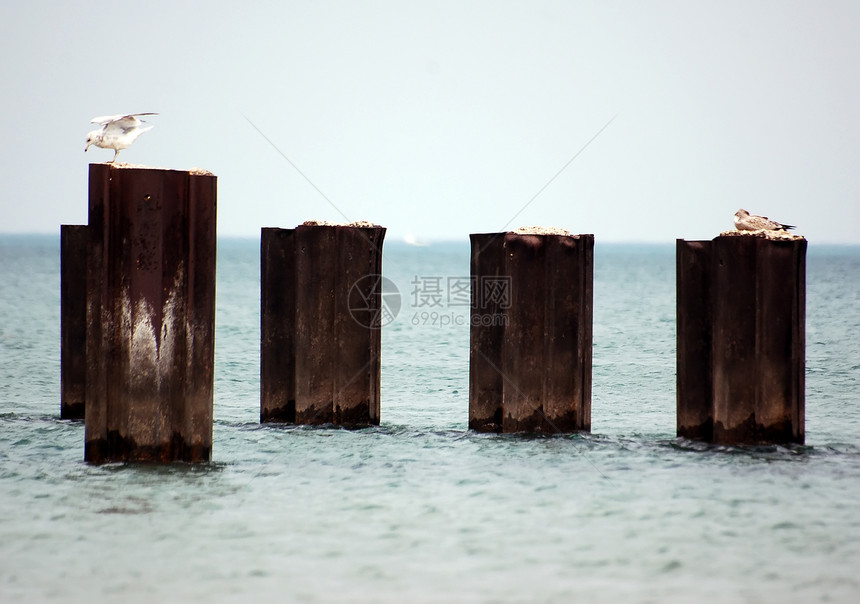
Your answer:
[2,1,858,243]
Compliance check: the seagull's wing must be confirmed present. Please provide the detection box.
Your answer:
[102,114,158,135]
[761,213,794,230]
[748,214,777,230]
[747,213,795,231]
[90,112,158,125]
[114,116,144,131]
[90,114,126,125]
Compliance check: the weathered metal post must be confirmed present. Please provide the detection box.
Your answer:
[261,228,296,422]
[260,222,385,427]
[469,229,593,433]
[61,224,88,420]
[677,232,806,445]
[676,239,713,441]
[468,233,506,432]
[85,164,217,463]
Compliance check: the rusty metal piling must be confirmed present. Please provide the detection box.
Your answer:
[84,164,217,463]
[676,233,806,445]
[260,224,385,427]
[469,232,593,433]
[61,224,88,420]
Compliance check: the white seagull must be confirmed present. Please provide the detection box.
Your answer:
[734,208,795,232]
[85,113,158,162]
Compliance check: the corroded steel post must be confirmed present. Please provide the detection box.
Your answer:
[469,231,593,433]
[260,223,385,427]
[61,224,88,420]
[84,164,217,463]
[676,239,713,441]
[260,228,296,422]
[468,233,506,432]
[677,233,806,445]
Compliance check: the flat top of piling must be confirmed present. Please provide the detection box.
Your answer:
[719,229,805,241]
[93,162,215,176]
[513,226,573,236]
[301,220,382,228]
[471,228,591,238]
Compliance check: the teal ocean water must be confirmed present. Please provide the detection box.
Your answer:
[1,235,859,603]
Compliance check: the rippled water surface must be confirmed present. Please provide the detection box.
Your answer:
[1,235,859,603]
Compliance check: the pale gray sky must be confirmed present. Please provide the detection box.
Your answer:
[2,1,858,242]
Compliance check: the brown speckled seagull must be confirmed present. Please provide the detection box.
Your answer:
[734,209,795,232]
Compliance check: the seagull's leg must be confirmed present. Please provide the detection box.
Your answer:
[111,149,119,163]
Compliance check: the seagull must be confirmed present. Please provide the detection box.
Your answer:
[85,113,157,162]
[734,209,795,232]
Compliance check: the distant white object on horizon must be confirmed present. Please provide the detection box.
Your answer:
[734,209,795,232]
[85,113,157,162]
[403,233,429,246]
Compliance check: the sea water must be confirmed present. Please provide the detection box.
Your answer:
[1,235,859,603]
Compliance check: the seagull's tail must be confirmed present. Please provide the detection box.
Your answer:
[779,222,795,231]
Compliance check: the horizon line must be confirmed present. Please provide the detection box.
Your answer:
[2,230,860,247]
